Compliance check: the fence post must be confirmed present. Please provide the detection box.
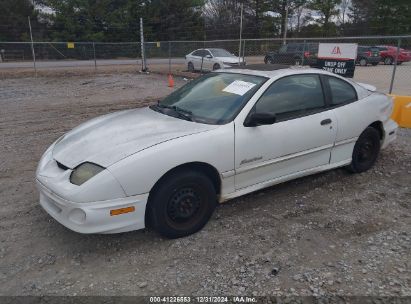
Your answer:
[28,16,37,76]
[168,41,171,74]
[301,40,306,66]
[242,39,246,65]
[140,17,147,72]
[389,38,401,94]
[93,42,97,71]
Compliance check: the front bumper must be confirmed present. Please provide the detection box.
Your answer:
[382,119,398,149]
[37,179,148,234]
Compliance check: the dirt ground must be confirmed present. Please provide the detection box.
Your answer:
[0,72,410,297]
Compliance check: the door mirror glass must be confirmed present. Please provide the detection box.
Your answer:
[244,112,276,127]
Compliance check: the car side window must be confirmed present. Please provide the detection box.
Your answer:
[326,76,357,105]
[254,74,325,121]
[192,50,202,56]
[204,50,212,57]
[278,45,287,54]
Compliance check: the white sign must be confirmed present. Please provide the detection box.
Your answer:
[222,80,256,96]
[318,43,358,60]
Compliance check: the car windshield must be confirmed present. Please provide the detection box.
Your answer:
[210,49,234,57]
[151,73,267,125]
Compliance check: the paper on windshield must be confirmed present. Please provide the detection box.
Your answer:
[222,80,256,96]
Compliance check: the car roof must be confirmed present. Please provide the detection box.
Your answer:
[219,64,373,99]
[220,64,337,78]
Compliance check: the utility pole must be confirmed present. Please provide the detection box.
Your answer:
[28,16,37,76]
[283,1,288,45]
[238,3,243,64]
[140,17,147,72]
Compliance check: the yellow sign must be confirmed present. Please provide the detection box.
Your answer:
[67,42,75,49]
[156,42,160,48]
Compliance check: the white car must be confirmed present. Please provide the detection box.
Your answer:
[185,48,245,72]
[36,65,397,238]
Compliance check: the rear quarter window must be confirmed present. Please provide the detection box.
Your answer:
[326,76,358,105]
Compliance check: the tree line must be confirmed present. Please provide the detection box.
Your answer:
[1,0,410,42]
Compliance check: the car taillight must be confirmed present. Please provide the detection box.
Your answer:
[366,51,372,57]
[304,51,310,58]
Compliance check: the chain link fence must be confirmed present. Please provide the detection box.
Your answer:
[1,36,410,95]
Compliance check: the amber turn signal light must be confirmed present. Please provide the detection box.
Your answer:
[110,206,135,216]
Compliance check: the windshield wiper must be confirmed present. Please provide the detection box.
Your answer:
[153,102,193,121]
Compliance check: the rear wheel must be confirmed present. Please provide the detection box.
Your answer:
[348,127,381,173]
[147,170,216,238]
[265,57,275,64]
[359,58,368,66]
[384,57,393,65]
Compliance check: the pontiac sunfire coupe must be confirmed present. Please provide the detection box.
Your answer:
[36,65,397,238]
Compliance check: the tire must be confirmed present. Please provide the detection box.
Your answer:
[384,57,393,65]
[265,57,275,64]
[348,127,381,173]
[147,169,216,238]
[213,63,221,70]
[397,61,403,65]
[371,62,378,66]
[359,58,367,66]
[187,62,194,72]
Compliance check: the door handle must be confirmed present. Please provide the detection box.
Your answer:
[320,118,332,125]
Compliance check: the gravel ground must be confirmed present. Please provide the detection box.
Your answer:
[0,73,410,297]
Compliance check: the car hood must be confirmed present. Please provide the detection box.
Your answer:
[215,56,243,63]
[52,107,217,168]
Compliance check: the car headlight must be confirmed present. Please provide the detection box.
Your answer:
[70,162,105,186]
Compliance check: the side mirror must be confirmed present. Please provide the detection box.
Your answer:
[205,55,212,59]
[244,112,276,127]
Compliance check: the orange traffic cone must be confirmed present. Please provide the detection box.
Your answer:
[168,74,174,88]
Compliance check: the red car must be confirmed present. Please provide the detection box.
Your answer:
[376,45,411,65]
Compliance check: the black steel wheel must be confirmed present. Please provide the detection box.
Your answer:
[147,169,216,238]
[348,127,381,173]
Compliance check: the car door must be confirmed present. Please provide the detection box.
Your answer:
[323,75,362,165]
[190,50,203,70]
[201,50,213,71]
[234,74,337,190]
[275,44,289,64]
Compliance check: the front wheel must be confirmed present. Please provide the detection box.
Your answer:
[213,63,221,70]
[348,127,381,173]
[147,170,216,238]
[187,62,194,72]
